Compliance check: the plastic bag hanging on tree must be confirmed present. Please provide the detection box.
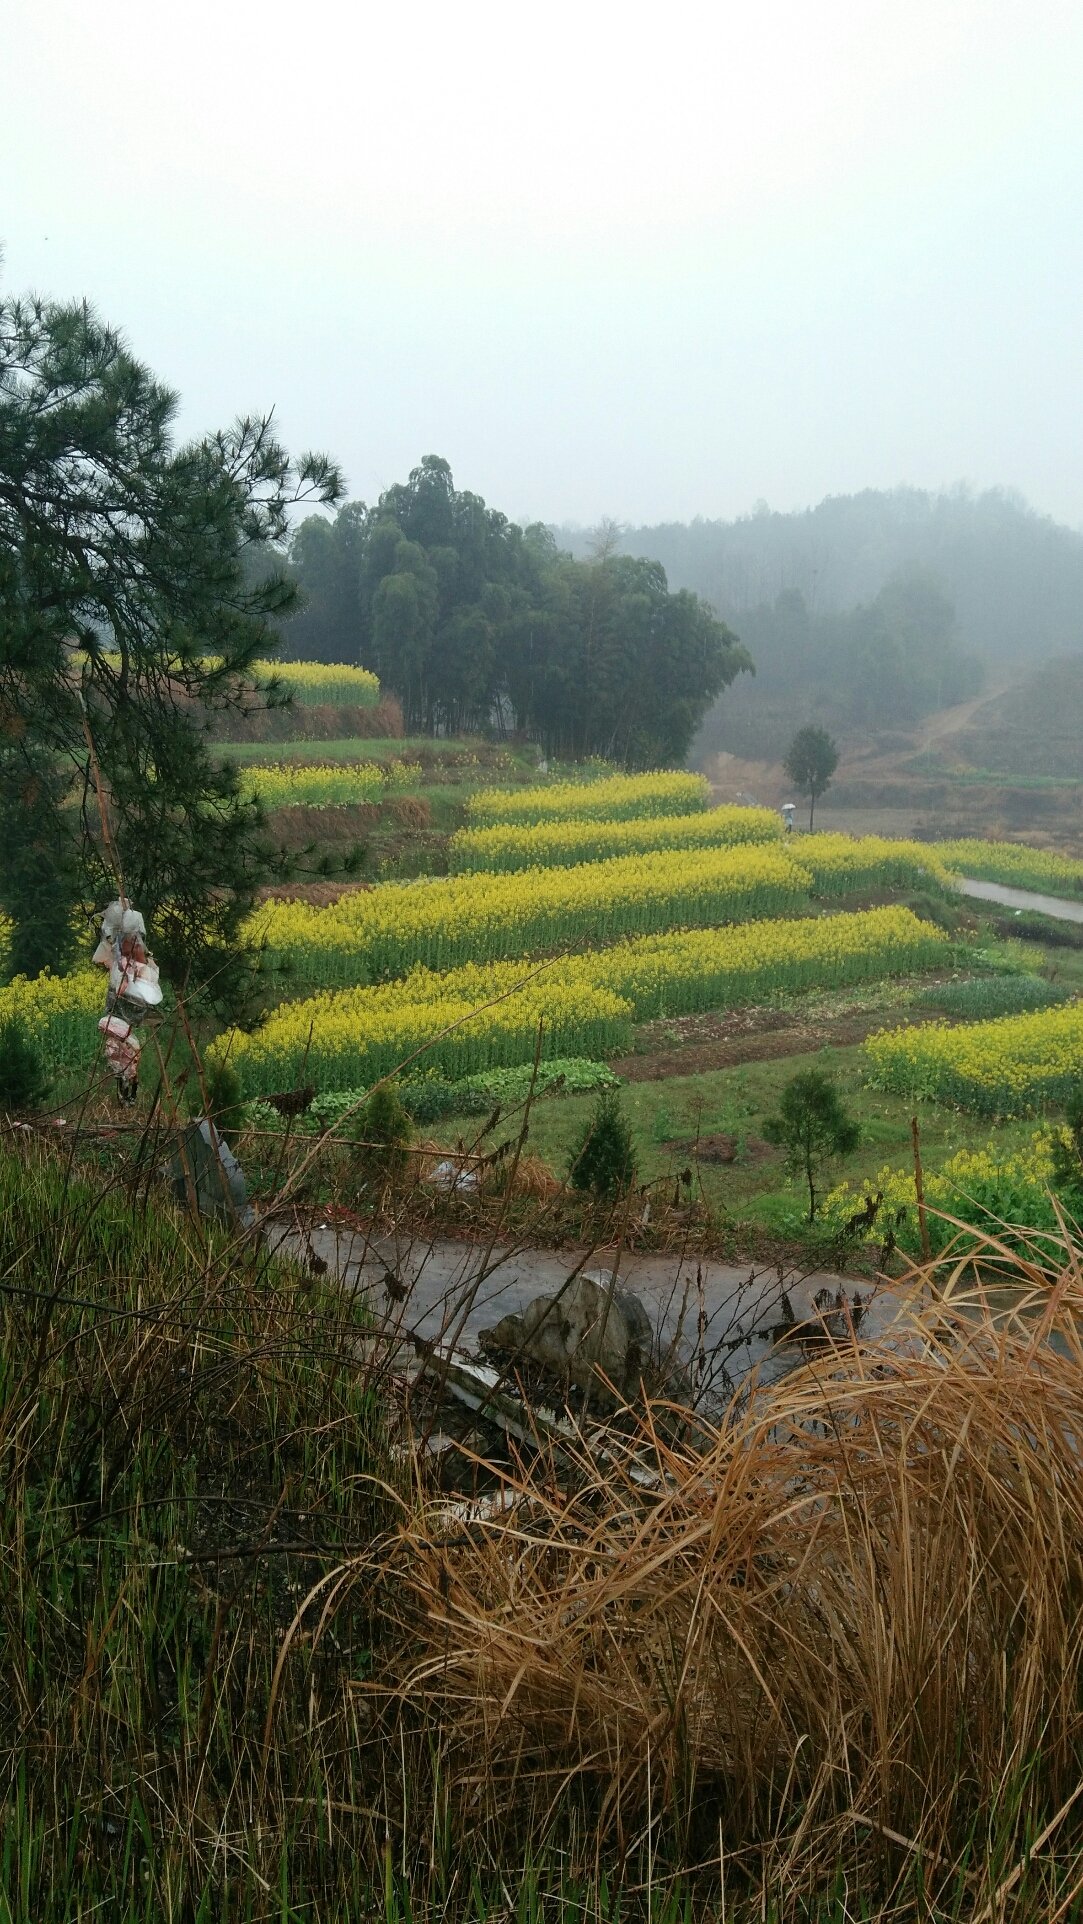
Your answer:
[92,897,164,1101]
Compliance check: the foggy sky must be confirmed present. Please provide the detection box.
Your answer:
[4,0,1083,530]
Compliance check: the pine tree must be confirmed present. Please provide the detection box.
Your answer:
[0,287,341,993]
[568,1088,638,1200]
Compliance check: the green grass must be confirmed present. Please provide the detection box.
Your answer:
[218,734,466,762]
[433,1038,1043,1241]
[0,1136,397,1923]
[917,973,1073,1019]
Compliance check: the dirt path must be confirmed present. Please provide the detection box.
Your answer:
[912,674,1017,755]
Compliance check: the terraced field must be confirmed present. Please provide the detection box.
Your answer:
[7,674,1083,1252]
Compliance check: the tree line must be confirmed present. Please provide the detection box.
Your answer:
[555,485,1083,666]
[279,457,751,764]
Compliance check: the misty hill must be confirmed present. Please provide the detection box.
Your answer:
[554,488,1083,667]
[949,656,1083,781]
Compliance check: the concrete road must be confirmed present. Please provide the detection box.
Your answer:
[274,1222,908,1394]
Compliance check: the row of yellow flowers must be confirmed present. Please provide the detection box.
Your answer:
[865,1000,1083,1116]
[78,651,381,707]
[465,769,709,827]
[932,837,1083,897]
[0,970,104,1068]
[242,758,422,810]
[215,905,946,1093]
[249,843,812,986]
[793,834,951,896]
[250,835,953,989]
[247,660,381,707]
[209,969,632,1092]
[448,805,783,873]
[822,1132,1065,1254]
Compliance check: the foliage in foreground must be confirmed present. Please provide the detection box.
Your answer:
[5,1133,1083,1917]
[0,1135,392,1924]
[370,1228,1083,1921]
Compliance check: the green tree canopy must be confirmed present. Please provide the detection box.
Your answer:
[784,724,839,829]
[283,458,751,760]
[0,286,341,985]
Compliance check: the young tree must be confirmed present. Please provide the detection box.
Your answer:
[0,286,342,988]
[784,724,839,829]
[568,1088,638,1201]
[763,1068,860,1222]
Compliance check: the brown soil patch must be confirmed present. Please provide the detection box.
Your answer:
[254,878,375,907]
[386,795,431,829]
[612,1008,943,1081]
[661,1132,776,1165]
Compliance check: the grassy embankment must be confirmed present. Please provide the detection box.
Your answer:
[5,1129,1083,1920]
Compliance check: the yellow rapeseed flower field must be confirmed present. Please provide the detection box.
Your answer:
[209,968,632,1092]
[241,759,422,809]
[219,905,946,1094]
[465,770,709,826]
[448,805,782,873]
[0,970,104,1068]
[248,843,812,986]
[794,834,951,896]
[248,660,381,706]
[866,1000,1083,1115]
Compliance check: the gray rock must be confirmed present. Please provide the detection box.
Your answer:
[479,1271,654,1401]
[164,1120,254,1228]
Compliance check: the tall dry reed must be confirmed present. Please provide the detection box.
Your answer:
[359,1227,1083,1909]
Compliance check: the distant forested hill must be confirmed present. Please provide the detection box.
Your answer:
[554,488,1083,667]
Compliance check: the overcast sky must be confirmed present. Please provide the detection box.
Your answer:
[4,0,1083,528]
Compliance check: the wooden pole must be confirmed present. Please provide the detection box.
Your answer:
[911,1115,931,1262]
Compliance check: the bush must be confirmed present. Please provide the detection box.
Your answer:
[763,1068,860,1222]
[196,1059,246,1147]
[353,1080,413,1182]
[0,1016,49,1113]
[568,1088,638,1200]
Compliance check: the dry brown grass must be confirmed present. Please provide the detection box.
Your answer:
[353,1229,1083,1909]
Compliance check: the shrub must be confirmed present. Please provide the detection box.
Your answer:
[0,1016,49,1113]
[197,1059,246,1146]
[353,1080,413,1182]
[568,1088,638,1200]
